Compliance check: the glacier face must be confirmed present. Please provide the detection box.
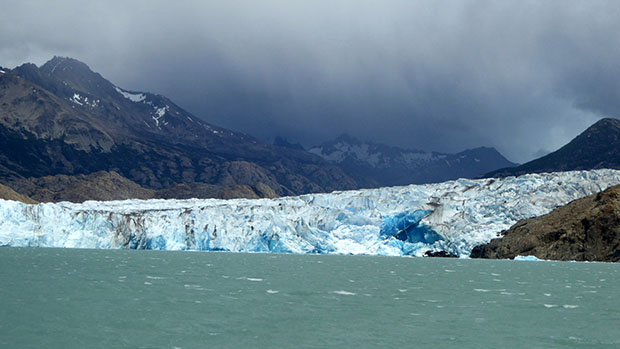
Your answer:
[1,170,620,257]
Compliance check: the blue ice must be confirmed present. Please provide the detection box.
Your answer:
[380,210,442,244]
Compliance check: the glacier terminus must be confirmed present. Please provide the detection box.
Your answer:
[2,170,620,257]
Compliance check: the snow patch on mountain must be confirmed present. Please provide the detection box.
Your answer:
[114,86,146,103]
[70,93,99,107]
[1,170,619,256]
[71,93,83,106]
[401,151,445,163]
[152,105,170,127]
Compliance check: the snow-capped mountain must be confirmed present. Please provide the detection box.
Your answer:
[2,169,618,257]
[8,57,222,149]
[0,57,357,197]
[309,134,517,187]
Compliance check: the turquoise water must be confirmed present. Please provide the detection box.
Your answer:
[1,248,619,348]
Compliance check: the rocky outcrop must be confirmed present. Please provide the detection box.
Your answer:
[470,184,620,262]
[424,250,458,258]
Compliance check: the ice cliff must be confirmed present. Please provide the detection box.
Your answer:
[2,170,620,257]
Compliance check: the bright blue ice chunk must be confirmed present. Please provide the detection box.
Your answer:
[380,210,443,244]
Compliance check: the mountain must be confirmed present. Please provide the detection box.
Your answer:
[2,169,619,256]
[308,134,517,187]
[5,170,280,203]
[0,57,358,200]
[485,118,620,177]
[7,171,154,203]
[273,136,304,151]
[471,184,620,262]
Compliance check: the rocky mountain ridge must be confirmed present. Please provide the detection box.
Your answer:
[309,134,517,187]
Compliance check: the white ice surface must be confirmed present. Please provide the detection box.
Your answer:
[1,169,619,256]
[514,255,543,261]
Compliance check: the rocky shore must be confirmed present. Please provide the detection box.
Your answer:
[471,185,620,262]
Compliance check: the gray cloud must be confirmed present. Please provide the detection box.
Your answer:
[2,1,620,162]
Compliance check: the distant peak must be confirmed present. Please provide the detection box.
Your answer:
[45,56,73,63]
[15,62,38,71]
[460,146,496,154]
[43,56,83,66]
[590,117,620,130]
[40,56,93,75]
[571,117,620,142]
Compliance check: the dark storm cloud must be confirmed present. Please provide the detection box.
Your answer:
[2,1,620,162]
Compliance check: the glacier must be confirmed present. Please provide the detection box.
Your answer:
[1,169,620,257]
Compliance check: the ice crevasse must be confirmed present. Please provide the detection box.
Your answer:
[1,169,620,257]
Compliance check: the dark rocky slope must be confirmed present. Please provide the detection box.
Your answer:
[0,183,36,204]
[6,171,154,203]
[486,118,620,177]
[471,185,620,262]
[5,170,280,203]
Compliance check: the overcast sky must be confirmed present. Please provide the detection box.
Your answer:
[2,1,620,162]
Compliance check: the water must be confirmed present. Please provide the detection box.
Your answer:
[1,248,619,348]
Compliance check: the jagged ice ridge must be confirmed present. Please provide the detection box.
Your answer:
[2,170,620,257]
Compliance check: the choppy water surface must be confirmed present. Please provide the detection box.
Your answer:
[1,248,619,348]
